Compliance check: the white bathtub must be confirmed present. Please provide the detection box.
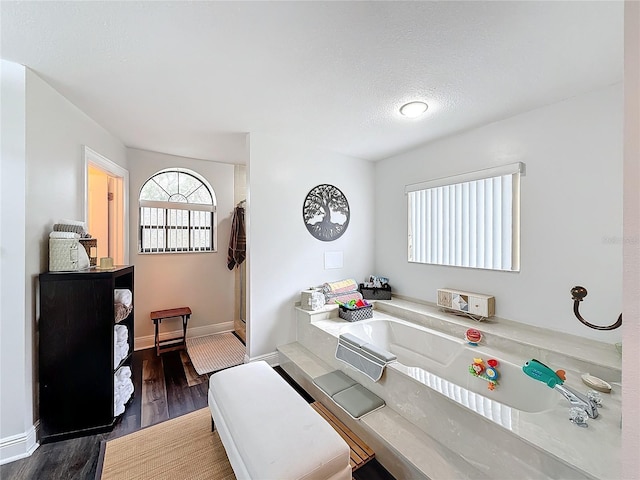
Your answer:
[338,317,558,414]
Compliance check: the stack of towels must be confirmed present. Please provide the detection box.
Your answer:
[52,219,92,238]
[114,366,134,416]
[114,289,133,323]
[114,324,129,367]
[322,278,363,305]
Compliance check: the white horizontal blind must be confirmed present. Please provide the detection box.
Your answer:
[407,163,522,271]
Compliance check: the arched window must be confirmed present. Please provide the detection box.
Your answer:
[139,168,217,253]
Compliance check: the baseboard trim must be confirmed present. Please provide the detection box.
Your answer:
[134,321,235,351]
[0,424,38,466]
[246,351,279,366]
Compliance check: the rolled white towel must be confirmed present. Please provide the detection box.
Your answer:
[114,289,132,307]
[114,324,128,342]
[114,329,128,361]
[114,371,133,393]
[115,378,132,396]
[57,218,86,228]
[116,365,132,381]
[114,349,123,367]
[114,344,126,365]
[114,377,134,416]
[114,343,128,367]
[49,231,80,239]
[114,401,125,417]
[120,379,134,398]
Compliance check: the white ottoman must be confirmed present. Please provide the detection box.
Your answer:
[208,361,351,480]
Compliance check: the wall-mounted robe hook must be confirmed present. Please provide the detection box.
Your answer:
[570,286,622,331]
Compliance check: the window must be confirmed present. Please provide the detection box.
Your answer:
[139,168,216,253]
[406,163,524,271]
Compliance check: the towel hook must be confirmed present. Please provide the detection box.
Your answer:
[570,286,622,331]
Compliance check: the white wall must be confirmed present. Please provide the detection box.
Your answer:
[375,84,623,343]
[247,133,375,360]
[127,148,236,344]
[0,60,29,463]
[25,68,128,287]
[0,66,127,464]
[622,1,640,476]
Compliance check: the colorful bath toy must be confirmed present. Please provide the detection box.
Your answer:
[465,328,482,345]
[469,357,500,390]
[522,359,566,388]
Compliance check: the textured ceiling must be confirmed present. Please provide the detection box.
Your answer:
[1,1,623,164]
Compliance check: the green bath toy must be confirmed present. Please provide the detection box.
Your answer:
[522,359,566,388]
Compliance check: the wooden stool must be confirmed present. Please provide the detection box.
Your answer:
[150,307,192,356]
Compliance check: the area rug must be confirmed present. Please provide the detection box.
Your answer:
[99,408,236,480]
[186,332,245,375]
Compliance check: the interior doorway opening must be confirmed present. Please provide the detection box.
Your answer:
[84,146,129,265]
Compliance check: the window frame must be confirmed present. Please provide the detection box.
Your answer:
[138,168,217,254]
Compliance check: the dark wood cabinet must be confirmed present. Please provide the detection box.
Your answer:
[38,266,134,443]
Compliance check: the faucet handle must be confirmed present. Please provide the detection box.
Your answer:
[569,407,589,427]
[587,390,603,407]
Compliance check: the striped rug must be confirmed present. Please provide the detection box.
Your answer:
[186,333,245,375]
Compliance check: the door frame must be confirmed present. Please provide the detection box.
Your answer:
[83,146,129,265]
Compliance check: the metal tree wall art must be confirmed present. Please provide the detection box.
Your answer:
[303,184,350,241]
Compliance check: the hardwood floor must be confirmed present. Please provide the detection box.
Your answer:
[1,348,394,480]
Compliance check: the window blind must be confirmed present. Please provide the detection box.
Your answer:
[406,163,523,271]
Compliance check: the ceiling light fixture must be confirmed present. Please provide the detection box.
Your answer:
[399,101,428,118]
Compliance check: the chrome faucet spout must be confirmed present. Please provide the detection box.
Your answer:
[554,384,599,419]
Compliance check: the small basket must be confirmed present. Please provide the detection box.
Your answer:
[338,304,373,322]
[359,284,392,300]
[49,238,80,272]
[79,238,98,266]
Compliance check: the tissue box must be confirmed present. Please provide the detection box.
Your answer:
[49,239,80,272]
[300,289,325,311]
[359,284,392,300]
[338,304,373,322]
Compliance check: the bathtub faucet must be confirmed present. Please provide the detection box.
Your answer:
[522,359,601,420]
[554,384,599,419]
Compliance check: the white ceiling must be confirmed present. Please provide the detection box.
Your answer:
[1,1,623,164]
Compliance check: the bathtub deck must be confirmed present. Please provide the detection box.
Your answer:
[278,341,487,480]
[311,401,375,472]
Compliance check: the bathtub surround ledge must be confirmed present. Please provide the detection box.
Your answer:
[293,300,621,479]
[277,342,486,480]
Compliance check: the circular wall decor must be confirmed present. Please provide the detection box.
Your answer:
[302,184,350,241]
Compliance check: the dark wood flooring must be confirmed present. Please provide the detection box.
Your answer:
[1,348,394,480]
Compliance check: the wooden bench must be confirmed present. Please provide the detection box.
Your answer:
[150,307,191,356]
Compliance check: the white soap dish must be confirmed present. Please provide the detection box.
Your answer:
[581,373,612,393]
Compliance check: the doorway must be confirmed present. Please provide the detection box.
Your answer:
[84,146,129,265]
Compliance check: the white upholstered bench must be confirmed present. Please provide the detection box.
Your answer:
[208,361,351,480]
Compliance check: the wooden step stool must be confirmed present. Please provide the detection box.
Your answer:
[150,307,191,356]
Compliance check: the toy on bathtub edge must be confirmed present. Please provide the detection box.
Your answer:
[469,358,500,390]
[465,328,483,346]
